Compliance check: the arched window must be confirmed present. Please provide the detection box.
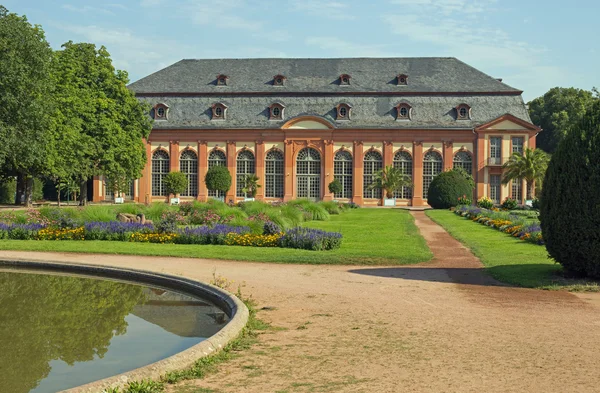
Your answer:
[208,149,226,199]
[363,150,383,199]
[265,150,284,198]
[296,147,321,199]
[453,151,473,175]
[393,151,413,199]
[334,150,353,199]
[151,150,170,197]
[236,150,255,198]
[180,150,198,197]
[423,151,443,198]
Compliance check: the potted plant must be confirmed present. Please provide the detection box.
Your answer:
[241,174,261,201]
[163,171,188,205]
[205,166,231,201]
[368,165,412,207]
[328,179,343,201]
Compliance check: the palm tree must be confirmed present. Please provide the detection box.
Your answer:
[502,148,550,199]
[241,174,261,198]
[368,165,413,199]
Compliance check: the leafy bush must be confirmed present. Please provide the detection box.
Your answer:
[44,208,79,229]
[345,202,360,209]
[427,169,474,209]
[319,201,341,215]
[263,221,281,235]
[477,196,494,209]
[540,101,600,277]
[278,227,343,251]
[205,166,231,194]
[501,197,518,210]
[163,171,189,196]
[328,179,342,196]
[0,177,16,204]
[531,197,540,210]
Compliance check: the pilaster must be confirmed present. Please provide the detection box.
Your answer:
[284,140,294,202]
[323,139,334,201]
[226,141,236,202]
[476,133,486,199]
[443,140,453,170]
[197,140,208,201]
[137,139,152,204]
[92,176,104,202]
[411,141,424,206]
[255,140,265,200]
[352,140,364,205]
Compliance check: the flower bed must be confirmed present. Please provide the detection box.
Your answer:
[455,205,543,245]
[279,227,343,251]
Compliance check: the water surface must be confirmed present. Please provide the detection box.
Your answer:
[0,270,228,393]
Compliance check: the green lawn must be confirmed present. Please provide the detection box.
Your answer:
[0,209,432,266]
[426,210,599,291]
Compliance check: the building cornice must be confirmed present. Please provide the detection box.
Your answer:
[135,91,524,98]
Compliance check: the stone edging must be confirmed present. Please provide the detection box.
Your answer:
[0,258,249,393]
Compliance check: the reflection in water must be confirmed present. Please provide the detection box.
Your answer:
[0,271,228,393]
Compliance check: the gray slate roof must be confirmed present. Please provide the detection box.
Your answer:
[129,57,520,94]
[131,57,533,130]
[140,94,532,130]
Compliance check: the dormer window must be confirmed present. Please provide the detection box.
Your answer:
[153,103,169,120]
[397,74,408,86]
[211,103,227,120]
[395,103,412,120]
[269,103,285,120]
[456,104,471,120]
[216,74,229,86]
[336,103,352,120]
[273,74,286,86]
[339,74,351,85]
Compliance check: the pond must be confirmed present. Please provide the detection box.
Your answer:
[0,269,229,393]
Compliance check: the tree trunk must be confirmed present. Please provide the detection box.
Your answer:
[79,179,88,206]
[526,181,533,200]
[24,177,33,207]
[14,174,24,205]
[57,182,61,208]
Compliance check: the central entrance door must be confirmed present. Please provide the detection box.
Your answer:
[296,147,321,200]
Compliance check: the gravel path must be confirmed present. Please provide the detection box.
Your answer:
[2,211,600,392]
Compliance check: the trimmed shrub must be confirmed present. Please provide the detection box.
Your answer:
[328,179,342,197]
[540,101,600,277]
[163,171,188,196]
[427,169,474,209]
[205,166,231,194]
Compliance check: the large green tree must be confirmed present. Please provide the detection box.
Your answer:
[501,148,550,200]
[50,42,152,205]
[0,6,54,206]
[540,101,600,278]
[528,87,598,153]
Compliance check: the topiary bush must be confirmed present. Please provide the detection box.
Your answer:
[540,101,600,278]
[427,169,474,209]
[328,179,342,197]
[163,171,188,196]
[205,166,231,195]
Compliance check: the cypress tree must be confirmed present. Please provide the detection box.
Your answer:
[540,101,600,277]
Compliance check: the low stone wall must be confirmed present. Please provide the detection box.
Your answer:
[0,259,249,393]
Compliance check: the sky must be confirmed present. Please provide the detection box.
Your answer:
[6,0,600,102]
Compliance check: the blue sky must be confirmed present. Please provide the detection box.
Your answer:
[7,0,599,101]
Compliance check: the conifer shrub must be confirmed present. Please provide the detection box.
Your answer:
[540,102,600,277]
[427,169,474,209]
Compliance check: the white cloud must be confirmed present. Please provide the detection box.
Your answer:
[382,0,560,99]
[61,4,115,15]
[305,36,393,57]
[292,0,356,20]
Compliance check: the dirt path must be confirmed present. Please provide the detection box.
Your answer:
[2,212,600,392]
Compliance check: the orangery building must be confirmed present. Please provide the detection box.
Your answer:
[92,57,541,206]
